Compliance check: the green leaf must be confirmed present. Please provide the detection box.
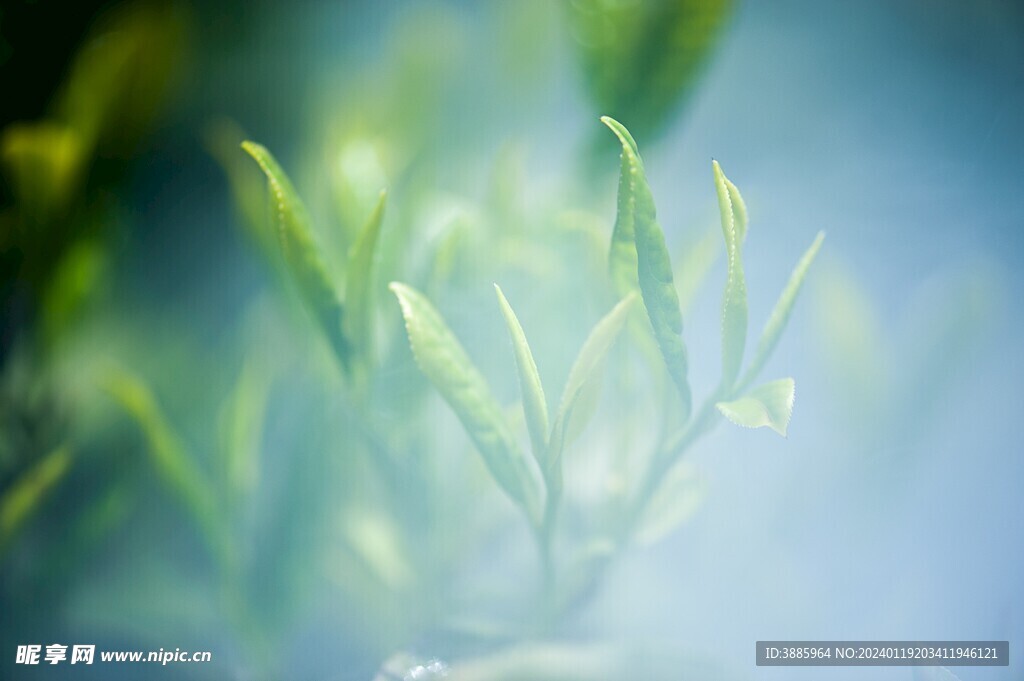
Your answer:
[724,176,748,245]
[0,446,73,557]
[241,141,351,368]
[344,189,387,357]
[635,461,705,546]
[740,231,824,390]
[605,119,641,297]
[716,378,795,437]
[713,160,748,391]
[105,371,226,560]
[602,116,691,416]
[549,293,638,486]
[390,282,545,525]
[494,284,550,474]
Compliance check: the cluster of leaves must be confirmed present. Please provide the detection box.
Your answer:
[388,116,823,601]
[1,5,827,678]
[197,110,823,675]
[0,1,187,558]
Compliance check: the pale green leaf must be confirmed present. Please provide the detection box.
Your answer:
[605,119,641,297]
[635,461,705,546]
[549,293,637,485]
[716,378,795,437]
[740,231,825,390]
[0,445,73,556]
[494,284,550,474]
[344,189,387,356]
[725,176,748,244]
[241,141,351,368]
[713,160,748,391]
[390,282,545,525]
[603,116,691,416]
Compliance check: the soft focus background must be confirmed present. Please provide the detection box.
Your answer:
[2,1,1022,680]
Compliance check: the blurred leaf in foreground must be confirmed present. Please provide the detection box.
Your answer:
[570,0,734,143]
[0,445,72,557]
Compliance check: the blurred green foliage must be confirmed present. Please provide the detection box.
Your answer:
[569,0,735,144]
[0,3,854,679]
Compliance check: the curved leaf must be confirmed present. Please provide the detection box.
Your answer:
[716,378,795,437]
[603,116,691,416]
[390,282,545,525]
[713,160,748,392]
[605,120,641,297]
[740,231,825,390]
[494,284,550,473]
[241,141,351,368]
[549,293,637,485]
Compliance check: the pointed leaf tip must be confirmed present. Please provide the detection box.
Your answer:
[390,282,546,525]
[494,283,550,475]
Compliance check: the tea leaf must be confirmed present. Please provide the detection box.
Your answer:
[635,461,704,546]
[345,189,387,357]
[716,378,795,437]
[242,142,351,369]
[725,176,748,245]
[0,446,73,556]
[494,284,550,473]
[390,282,545,525]
[549,293,637,484]
[605,119,640,297]
[713,160,748,391]
[740,231,824,390]
[602,116,691,416]
[105,371,226,557]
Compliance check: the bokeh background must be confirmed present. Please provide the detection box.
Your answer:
[2,1,1022,679]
